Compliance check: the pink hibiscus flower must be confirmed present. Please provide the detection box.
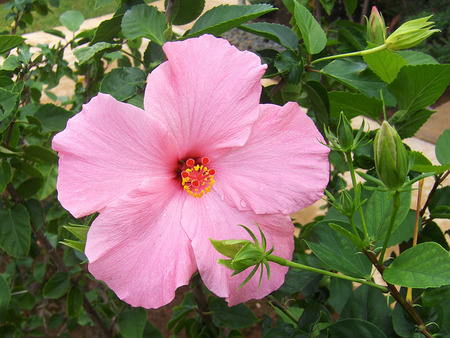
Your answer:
[52,34,330,309]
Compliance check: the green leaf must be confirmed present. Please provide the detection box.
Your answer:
[388,64,450,114]
[411,152,450,175]
[1,55,21,71]
[383,242,450,288]
[304,80,329,135]
[73,42,121,65]
[323,318,387,338]
[16,177,44,198]
[0,275,11,324]
[340,285,394,336]
[0,204,31,257]
[363,48,407,83]
[118,307,147,338]
[33,261,46,283]
[436,129,450,165]
[0,35,25,54]
[95,0,115,9]
[36,163,58,200]
[167,292,195,330]
[421,285,450,307]
[363,188,411,245]
[240,22,298,50]
[305,220,372,279]
[0,162,12,193]
[294,3,327,54]
[329,91,382,120]
[328,277,353,313]
[100,67,147,101]
[122,5,167,45]
[44,272,70,299]
[34,103,73,133]
[59,10,85,32]
[0,88,20,132]
[397,50,438,65]
[389,108,435,139]
[343,0,357,15]
[24,145,59,163]
[210,298,257,329]
[90,15,123,45]
[274,49,303,84]
[185,4,275,38]
[321,59,386,98]
[166,0,205,25]
[421,221,450,251]
[319,0,335,15]
[67,286,83,318]
[60,240,85,253]
[43,28,66,39]
[64,224,89,243]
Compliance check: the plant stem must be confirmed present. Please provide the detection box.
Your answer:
[420,170,449,217]
[190,274,219,336]
[267,295,299,324]
[267,254,387,292]
[363,250,432,338]
[378,191,400,265]
[346,151,370,242]
[311,44,387,65]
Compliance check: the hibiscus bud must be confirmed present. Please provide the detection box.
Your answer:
[230,242,266,271]
[374,121,409,191]
[340,189,356,217]
[367,6,386,46]
[337,112,354,152]
[385,16,440,51]
[210,238,252,259]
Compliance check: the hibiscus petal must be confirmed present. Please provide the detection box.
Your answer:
[213,102,330,215]
[85,178,196,309]
[144,34,267,157]
[52,93,178,218]
[181,192,294,306]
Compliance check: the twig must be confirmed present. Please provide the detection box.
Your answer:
[267,295,299,324]
[190,274,219,335]
[420,170,450,217]
[363,250,432,338]
[360,0,370,25]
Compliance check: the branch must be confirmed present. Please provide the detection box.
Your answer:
[363,250,432,338]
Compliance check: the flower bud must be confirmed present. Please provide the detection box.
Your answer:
[340,189,356,217]
[385,16,440,51]
[210,238,251,259]
[337,112,354,152]
[374,121,409,191]
[367,6,386,46]
[228,242,266,271]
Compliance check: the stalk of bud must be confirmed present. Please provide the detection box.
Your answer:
[374,121,409,191]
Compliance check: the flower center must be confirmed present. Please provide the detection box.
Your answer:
[181,157,215,198]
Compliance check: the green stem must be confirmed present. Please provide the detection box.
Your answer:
[349,216,359,238]
[346,151,370,242]
[311,44,387,65]
[378,191,400,265]
[267,254,387,292]
[267,295,299,324]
